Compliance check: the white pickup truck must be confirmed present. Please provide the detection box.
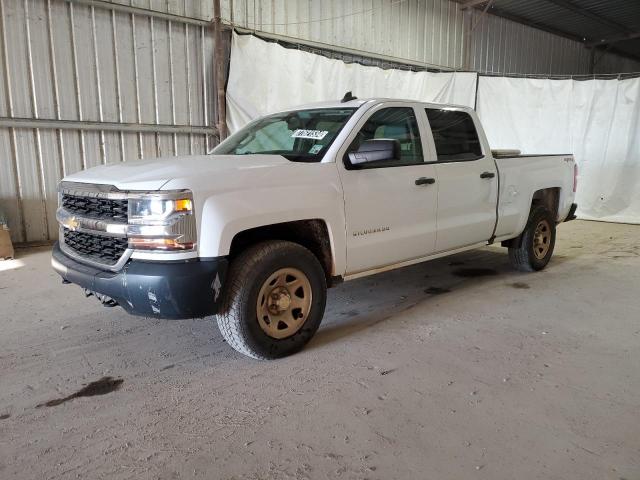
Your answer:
[52,96,577,359]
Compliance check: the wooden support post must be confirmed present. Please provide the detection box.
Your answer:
[213,0,227,141]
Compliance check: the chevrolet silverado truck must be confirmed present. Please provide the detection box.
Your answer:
[52,97,578,359]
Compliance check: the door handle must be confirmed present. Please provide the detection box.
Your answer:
[415,177,436,186]
[480,171,495,179]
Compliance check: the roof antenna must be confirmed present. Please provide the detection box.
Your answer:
[341,91,357,103]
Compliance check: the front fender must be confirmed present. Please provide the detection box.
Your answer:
[160,161,348,276]
[198,185,347,276]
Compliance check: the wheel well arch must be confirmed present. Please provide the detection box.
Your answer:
[228,219,336,284]
[502,187,561,249]
[531,187,560,220]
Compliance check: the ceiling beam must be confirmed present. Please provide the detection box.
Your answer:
[542,0,632,34]
[452,0,640,65]
[478,6,640,63]
[460,0,491,10]
[479,6,585,43]
[586,31,640,48]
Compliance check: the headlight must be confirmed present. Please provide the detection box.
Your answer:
[129,197,193,224]
[127,191,196,251]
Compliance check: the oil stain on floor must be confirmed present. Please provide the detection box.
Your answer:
[452,268,498,278]
[510,282,531,289]
[37,377,124,408]
[424,286,451,295]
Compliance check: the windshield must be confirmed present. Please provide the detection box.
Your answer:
[212,108,356,162]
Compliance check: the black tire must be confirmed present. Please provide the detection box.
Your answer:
[508,205,556,272]
[215,240,327,360]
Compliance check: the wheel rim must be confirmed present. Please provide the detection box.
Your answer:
[256,267,312,339]
[533,219,551,260]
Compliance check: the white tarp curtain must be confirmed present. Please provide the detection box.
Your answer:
[227,33,640,224]
[477,76,640,224]
[226,33,478,133]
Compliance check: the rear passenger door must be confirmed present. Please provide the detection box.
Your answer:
[425,108,498,252]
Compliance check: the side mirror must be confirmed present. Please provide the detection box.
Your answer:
[348,139,400,167]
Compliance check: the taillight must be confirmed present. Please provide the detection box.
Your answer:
[573,163,578,193]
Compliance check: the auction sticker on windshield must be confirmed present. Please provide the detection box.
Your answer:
[292,129,328,140]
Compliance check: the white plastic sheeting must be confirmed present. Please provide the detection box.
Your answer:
[226,33,640,224]
[226,33,478,133]
[477,76,640,224]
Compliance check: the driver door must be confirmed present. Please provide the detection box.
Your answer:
[337,103,438,275]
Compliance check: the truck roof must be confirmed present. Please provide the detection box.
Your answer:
[282,97,472,113]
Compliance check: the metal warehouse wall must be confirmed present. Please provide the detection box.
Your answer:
[466,8,640,75]
[1,0,638,244]
[101,0,214,21]
[223,0,468,70]
[593,50,640,75]
[467,7,591,75]
[0,0,222,244]
[223,0,640,74]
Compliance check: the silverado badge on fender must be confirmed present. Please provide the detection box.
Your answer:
[352,226,390,237]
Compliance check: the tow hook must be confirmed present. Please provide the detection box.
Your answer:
[83,289,119,307]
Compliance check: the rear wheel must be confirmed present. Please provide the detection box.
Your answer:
[508,205,556,272]
[216,240,327,360]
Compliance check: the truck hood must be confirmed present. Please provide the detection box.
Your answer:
[62,154,291,191]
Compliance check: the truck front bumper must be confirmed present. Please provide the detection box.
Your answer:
[51,242,228,319]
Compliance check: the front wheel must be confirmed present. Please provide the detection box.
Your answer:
[508,205,556,272]
[215,240,327,360]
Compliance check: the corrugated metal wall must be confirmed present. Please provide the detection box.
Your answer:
[223,0,468,70]
[2,0,638,244]
[223,0,640,74]
[594,50,640,75]
[0,0,220,243]
[103,0,214,20]
[467,8,640,75]
[467,8,592,74]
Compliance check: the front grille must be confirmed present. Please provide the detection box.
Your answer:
[62,194,128,223]
[63,229,128,266]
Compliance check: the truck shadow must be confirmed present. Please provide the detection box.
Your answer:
[308,246,571,351]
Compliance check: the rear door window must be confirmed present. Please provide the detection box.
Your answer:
[425,109,483,162]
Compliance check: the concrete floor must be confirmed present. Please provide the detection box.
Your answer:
[0,220,639,480]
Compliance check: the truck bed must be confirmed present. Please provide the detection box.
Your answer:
[493,154,576,242]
